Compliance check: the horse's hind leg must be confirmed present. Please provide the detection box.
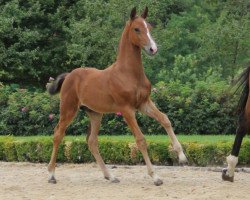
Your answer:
[86,111,119,183]
[48,100,78,183]
[139,99,187,164]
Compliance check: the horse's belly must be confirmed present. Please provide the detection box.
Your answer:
[79,88,117,113]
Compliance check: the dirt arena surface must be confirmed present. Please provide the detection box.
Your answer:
[0,162,249,200]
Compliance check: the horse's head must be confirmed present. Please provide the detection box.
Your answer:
[128,7,157,56]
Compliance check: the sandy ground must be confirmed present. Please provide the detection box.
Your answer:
[0,162,249,200]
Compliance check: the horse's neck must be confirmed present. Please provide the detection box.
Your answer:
[115,25,144,76]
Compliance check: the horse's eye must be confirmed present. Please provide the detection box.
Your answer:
[134,28,140,33]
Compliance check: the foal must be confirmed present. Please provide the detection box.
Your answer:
[47,7,187,186]
[222,66,250,182]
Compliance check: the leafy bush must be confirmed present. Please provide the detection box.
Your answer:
[150,80,238,134]
[238,141,250,164]
[0,136,249,166]
[0,85,60,135]
[0,81,238,135]
[2,137,17,161]
[65,139,93,163]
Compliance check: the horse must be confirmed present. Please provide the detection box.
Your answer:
[46,7,188,186]
[222,66,250,182]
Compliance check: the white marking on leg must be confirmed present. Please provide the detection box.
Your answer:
[172,141,187,163]
[178,151,188,163]
[151,172,163,186]
[153,173,160,182]
[49,171,55,179]
[140,102,188,164]
[108,173,120,183]
[48,170,57,183]
[226,155,238,177]
[161,114,187,163]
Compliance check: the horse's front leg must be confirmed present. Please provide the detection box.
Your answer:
[222,125,246,182]
[122,108,163,186]
[139,99,188,164]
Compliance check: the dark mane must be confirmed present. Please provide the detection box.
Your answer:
[235,66,250,116]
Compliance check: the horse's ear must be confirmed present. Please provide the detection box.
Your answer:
[141,6,148,19]
[130,7,137,20]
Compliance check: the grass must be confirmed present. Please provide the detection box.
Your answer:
[65,134,250,144]
[0,134,249,144]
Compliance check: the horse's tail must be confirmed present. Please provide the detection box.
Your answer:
[47,73,69,95]
[235,66,250,116]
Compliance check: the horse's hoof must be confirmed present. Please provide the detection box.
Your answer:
[154,179,163,186]
[179,161,188,166]
[105,176,120,183]
[222,168,234,182]
[111,177,120,183]
[48,176,57,184]
[179,158,188,166]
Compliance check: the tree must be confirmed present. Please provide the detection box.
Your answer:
[0,0,72,86]
[0,0,249,87]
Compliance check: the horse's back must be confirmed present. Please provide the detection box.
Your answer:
[63,67,107,87]
[61,67,116,113]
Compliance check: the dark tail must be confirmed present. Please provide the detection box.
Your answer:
[46,73,69,95]
[235,66,250,116]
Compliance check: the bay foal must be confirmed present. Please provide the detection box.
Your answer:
[47,7,187,186]
[222,66,250,182]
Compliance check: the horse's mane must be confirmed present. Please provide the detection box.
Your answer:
[235,66,250,116]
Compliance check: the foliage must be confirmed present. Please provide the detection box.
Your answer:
[150,78,238,134]
[0,135,250,166]
[0,0,249,86]
[0,81,239,135]
[0,0,248,137]
[0,84,59,135]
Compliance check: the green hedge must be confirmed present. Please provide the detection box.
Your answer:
[0,136,250,166]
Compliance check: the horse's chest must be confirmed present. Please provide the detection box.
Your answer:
[110,77,151,107]
[135,85,150,106]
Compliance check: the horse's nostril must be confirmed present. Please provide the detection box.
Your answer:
[149,47,157,54]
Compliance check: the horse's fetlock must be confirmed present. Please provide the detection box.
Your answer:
[227,155,238,166]
[148,170,154,177]
[172,143,182,153]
